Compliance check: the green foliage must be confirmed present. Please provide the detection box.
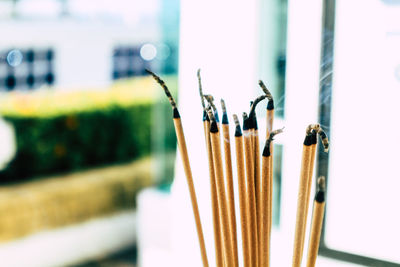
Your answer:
[0,76,178,182]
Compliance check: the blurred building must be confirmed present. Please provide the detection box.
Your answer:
[0,0,179,91]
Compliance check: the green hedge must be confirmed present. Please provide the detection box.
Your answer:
[0,77,177,182]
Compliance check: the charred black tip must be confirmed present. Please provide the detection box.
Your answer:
[202,110,207,121]
[303,133,313,146]
[214,111,220,123]
[267,100,274,110]
[248,115,255,130]
[210,120,219,133]
[173,107,180,118]
[311,130,317,145]
[262,142,271,157]
[243,116,250,131]
[235,124,242,137]
[253,115,258,130]
[222,112,229,124]
[315,191,325,203]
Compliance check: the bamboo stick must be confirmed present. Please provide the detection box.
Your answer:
[198,70,224,267]
[148,70,209,267]
[221,100,239,267]
[208,108,235,267]
[292,130,314,267]
[306,177,326,267]
[233,114,251,267]
[243,112,258,267]
[260,129,283,267]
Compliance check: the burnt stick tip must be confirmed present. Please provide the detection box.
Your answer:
[315,176,326,203]
[146,69,176,108]
[221,99,227,114]
[263,127,284,156]
[249,94,267,118]
[317,176,326,192]
[233,114,242,137]
[233,114,240,127]
[197,69,205,109]
[317,127,330,152]
[204,94,217,111]
[306,124,321,135]
[258,80,273,102]
[206,105,216,123]
[266,127,284,146]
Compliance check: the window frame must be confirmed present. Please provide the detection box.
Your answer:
[316,0,400,266]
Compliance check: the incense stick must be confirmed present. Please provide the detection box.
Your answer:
[197,70,224,267]
[147,70,209,267]
[243,112,258,267]
[260,128,284,267]
[303,125,329,256]
[259,80,275,245]
[207,108,235,267]
[303,129,318,253]
[306,177,326,267]
[292,128,315,267]
[292,124,329,267]
[204,94,220,123]
[221,100,239,267]
[249,95,267,267]
[258,80,274,139]
[233,114,251,267]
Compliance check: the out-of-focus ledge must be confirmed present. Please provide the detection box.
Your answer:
[0,210,137,267]
[0,156,154,242]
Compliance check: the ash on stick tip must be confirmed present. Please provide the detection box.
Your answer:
[263,127,284,156]
[317,127,330,152]
[306,124,321,135]
[317,176,326,192]
[206,105,216,122]
[220,99,227,113]
[233,114,240,127]
[266,127,284,145]
[197,69,205,109]
[249,94,267,118]
[146,69,176,108]
[242,112,250,130]
[204,94,217,110]
[258,80,273,101]
[315,176,326,202]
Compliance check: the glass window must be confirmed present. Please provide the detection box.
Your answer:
[319,0,400,265]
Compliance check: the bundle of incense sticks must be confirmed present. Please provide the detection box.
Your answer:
[147,69,329,267]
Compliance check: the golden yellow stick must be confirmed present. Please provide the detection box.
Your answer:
[258,80,275,247]
[148,70,209,267]
[260,149,271,267]
[198,70,224,267]
[204,117,224,267]
[302,125,329,257]
[221,100,239,267]
[260,129,283,267]
[302,129,318,256]
[173,116,209,267]
[292,130,314,267]
[306,177,326,267]
[243,112,258,267]
[258,80,274,139]
[292,124,329,267]
[248,95,267,267]
[233,114,251,267]
[208,109,235,267]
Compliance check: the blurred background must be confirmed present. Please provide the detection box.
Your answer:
[0,0,399,266]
